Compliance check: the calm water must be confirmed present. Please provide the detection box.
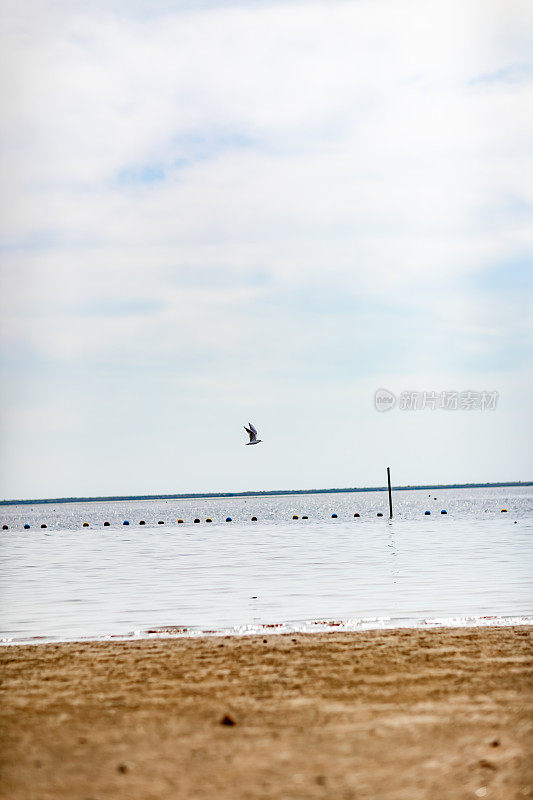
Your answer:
[1,487,532,643]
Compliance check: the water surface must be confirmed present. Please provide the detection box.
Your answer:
[1,487,531,643]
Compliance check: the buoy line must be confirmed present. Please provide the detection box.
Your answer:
[4,511,524,531]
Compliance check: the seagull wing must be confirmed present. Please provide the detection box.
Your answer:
[248,422,258,436]
[244,425,256,442]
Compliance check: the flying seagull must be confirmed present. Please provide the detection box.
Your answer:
[244,422,262,445]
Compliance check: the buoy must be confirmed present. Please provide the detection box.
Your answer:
[302,515,308,519]
[2,524,8,530]
[41,524,47,528]
[123,521,130,525]
[331,513,338,518]
[83,522,89,527]
[354,513,360,518]
[24,524,30,529]
[425,511,431,515]
[206,518,212,523]
[158,520,164,525]
[377,513,383,517]
[292,515,298,520]
[178,519,184,524]
[251,516,257,521]
[139,520,146,525]
[194,518,200,523]
[225,517,232,522]
[501,509,507,513]
[441,510,447,515]
[103,521,110,527]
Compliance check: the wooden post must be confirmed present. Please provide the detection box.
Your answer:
[387,467,393,519]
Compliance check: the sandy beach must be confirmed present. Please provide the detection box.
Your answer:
[1,626,531,799]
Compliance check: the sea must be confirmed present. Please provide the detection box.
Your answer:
[0,486,532,644]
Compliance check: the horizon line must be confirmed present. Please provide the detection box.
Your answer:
[1,481,531,506]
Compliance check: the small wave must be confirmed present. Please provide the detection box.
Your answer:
[2,614,532,647]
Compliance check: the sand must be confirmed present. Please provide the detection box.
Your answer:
[1,626,532,800]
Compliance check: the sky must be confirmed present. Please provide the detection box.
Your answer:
[0,0,532,499]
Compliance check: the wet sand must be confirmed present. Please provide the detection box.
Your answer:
[1,626,532,800]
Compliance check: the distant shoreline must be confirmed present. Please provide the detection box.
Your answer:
[1,481,530,506]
